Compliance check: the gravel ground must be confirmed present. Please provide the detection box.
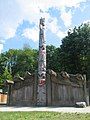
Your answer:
[0,105,90,113]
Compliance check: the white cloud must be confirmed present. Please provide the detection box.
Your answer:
[0,40,5,53]
[0,0,87,41]
[83,20,90,24]
[48,17,67,39]
[48,18,59,33]
[57,31,67,39]
[0,40,5,44]
[22,27,39,42]
[4,28,16,39]
[22,17,66,41]
[0,43,3,53]
[0,0,23,39]
[26,0,87,10]
[0,24,19,40]
[60,7,72,27]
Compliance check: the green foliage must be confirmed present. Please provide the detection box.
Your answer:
[46,23,90,81]
[12,48,38,76]
[60,23,90,76]
[0,48,38,82]
[2,68,12,81]
[46,45,56,70]
[0,68,12,87]
[46,45,61,72]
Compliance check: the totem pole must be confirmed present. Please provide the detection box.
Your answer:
[37,18,46,106]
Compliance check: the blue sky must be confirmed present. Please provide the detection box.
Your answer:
[0,0,90,53]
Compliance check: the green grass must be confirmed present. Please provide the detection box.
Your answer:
[0,112,90,120]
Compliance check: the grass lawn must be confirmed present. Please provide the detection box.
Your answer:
[0,112,90,120]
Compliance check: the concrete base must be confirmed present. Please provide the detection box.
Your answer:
[75,102,86,108]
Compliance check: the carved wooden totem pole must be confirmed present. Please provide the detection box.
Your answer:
[37,18,46,106]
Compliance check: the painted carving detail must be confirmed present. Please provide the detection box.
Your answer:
[37,18,46,106]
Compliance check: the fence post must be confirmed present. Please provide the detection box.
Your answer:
[83,75,89,106]
[34,70,38,106]
[7,85,11,105]
[46,73,52,106]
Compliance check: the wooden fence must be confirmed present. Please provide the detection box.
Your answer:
[7,72,37,106]
[0,92,7,104]
[6,70,87,106]
[46,72,86,106]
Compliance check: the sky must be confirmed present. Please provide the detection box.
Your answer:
[0,0,90,53]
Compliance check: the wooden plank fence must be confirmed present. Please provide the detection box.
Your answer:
[6,70,88,106]
[0,92,7,104]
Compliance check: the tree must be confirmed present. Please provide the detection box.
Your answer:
[0,48,38,83]
[46,45,61,72]
[60,23,90,78]
[0,68,12,90]
[0,53,8,74]
[11,48,38,76]
[2,68,12,81]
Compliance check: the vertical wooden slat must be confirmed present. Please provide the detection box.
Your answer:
[46,74,52,106]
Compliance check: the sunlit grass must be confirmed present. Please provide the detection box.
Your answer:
[0,112,90,120]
